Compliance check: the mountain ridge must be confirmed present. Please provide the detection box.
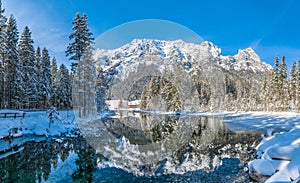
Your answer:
[94,39,272,75]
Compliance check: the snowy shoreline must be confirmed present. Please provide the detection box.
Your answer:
[0,110,77,140]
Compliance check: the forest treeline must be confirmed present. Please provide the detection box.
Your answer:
[199,56,300,112]
[0,3,72,109]
[0,0,299,112]
[0,1,94,110]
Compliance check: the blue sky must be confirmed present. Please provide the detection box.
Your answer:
[2,0,300,68]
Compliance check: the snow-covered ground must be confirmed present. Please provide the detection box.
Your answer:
[219,112,300,182]
[221,111,300,133]
[0,110,77,139]
[248,127,300,182]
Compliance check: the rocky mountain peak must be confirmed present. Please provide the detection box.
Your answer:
[234,47,261,63]
[200,41,222,57]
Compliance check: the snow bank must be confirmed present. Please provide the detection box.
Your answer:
[0,110,77,139]
[222,111,300,132]
[249,127,300,182]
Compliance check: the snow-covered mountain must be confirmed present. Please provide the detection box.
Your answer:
[94,39,272,76]
[92,39,272,112]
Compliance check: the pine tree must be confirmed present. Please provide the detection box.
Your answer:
[0,61,4,108]
[4,15,23,109]
[35,47,41,70]
[290,61,297,109]
[39,47,52,108]
[57,64,72,109]
[35,47,42,107]
[297,60,300,111]
[95,66,107,112]
[270,56,280,110]
[0,1,6,108]
[66,13,94,73]
[50,57,58,107]
[279,56,288,110]
[0,0,7,64]
[19,26,38,108]
[73,46,97,117]
[262,77,269,111]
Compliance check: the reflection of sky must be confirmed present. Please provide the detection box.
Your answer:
[95,19,203,50]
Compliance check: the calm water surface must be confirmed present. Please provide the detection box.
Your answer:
[0,114,262,182]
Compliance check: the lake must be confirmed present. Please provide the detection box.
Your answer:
[0,113,262,182]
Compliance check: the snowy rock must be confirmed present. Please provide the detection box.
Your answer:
[249,125,300,182]
[267,146,300,161]
[265,170,294,183]
[249,159,280,176]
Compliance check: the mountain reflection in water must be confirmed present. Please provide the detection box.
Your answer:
[0,113,261,182]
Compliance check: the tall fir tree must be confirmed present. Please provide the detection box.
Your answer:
[279,56,288,110]
[0,61,4,108]
[270,56,280,109]
[95,66,107,112]
[0,0,6,63]
[262,77,269,111]
[290,61,297,109]
[73,46,97,117]
[35,47,41,71]
[57,64,72,109]
[35,47,42,107]
[4,15,23,109]
[18,26,38,108]
[39,47,52,108]
[0,1,6,108]
[66,13,94,73]
[50,57,58,107]
[297,60,300,111]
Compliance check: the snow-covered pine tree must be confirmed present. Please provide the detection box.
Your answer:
[18,26,38,108]
[73,46,97,117]
[270,56,280,110]
[39,47,52,108]
[4,15,23,109]
[35,47,42,108]
[290,61,297,110]
[66,13,94,73]
[297,60,300,111]
[50,57,58,107]
[0,1,6,108]
[57,64,72,109]
[51,57,57,85]
[95,66,107,112]
[0,0,6,62]
[0,61,4,108]
[262,77,269,111]
[35,47,41,71]
[279,56,288,110]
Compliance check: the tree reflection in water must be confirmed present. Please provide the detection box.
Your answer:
[0,137,97,183]
[0,114,261,182]
[83,113,261,179]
